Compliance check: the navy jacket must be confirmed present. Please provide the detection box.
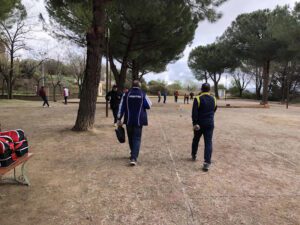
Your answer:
[118,87,152,126]
[105,90,122,109]
[192,92,217,126]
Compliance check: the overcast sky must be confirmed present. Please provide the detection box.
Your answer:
[22,0,298,85]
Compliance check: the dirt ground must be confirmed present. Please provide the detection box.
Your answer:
[0,98,299,225]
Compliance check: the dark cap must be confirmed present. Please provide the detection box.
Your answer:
[201,83,210,92]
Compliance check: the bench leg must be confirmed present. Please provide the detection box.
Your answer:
[12,161,30,186]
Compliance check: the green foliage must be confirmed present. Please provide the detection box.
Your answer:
[46,0,227,77]
[189,42,237,77]
[0,0,22,21]
[108,0,199,75]
[148,79,167,95]
[167,80,183,92]
[45,0,92,46]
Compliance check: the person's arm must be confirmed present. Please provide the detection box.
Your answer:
[143,93,152,109]
[192,98,198,126]
[213,96,217,112]
[117,93,126,121]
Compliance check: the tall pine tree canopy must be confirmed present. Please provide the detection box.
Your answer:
[45,0,227,86]
[107,0,199,78]
[46,0,227,45]
[0,0,22,21]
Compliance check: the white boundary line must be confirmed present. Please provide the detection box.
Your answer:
[158,117,196,225]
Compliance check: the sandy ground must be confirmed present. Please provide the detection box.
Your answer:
[0,98,299,225]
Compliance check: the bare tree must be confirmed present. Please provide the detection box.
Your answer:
[0,5,28,99]
[44,58,64,102]
[0,56,9,96]
[231,69,253,97]
[68,53,85,98]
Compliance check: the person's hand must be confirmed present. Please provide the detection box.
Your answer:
[193,125,200,131]
[117,120,123,127]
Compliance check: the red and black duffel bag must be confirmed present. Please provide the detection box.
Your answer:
[0,129,29,157]
[0,129,25,142]
[0,140,17,167]
[14,139,29,157]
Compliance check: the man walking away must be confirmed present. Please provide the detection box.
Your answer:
[117,80,152,166]
[191,83,217,172]
[63,87,70,104]
[190,92,194,100]
[39,86,50,107]
[174,91,179,103]
[184,93,189,104]
[158,91,161,103]
[162,91,167,104]
[106,85,122,126]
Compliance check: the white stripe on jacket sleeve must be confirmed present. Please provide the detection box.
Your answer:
[117,93,125,119]
[145,94,152,109]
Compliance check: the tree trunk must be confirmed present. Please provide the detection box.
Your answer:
[204,71,208,83]
[239,89,243,97]
[132,60,139,81]
[73,0,106,131]
[255,66,262,100]
[261,60,270,105]
[52,86,56,102]
[78,84,82,98]
[8,50,14,99]
[214,80,219,99]
[1,79,5,96]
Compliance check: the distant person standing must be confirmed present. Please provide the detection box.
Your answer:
[38,86,50,108]
[157,91,161,103]
[63,87,70,104]
[190,92,194,100]
[106,85,122,126]
[184,93,189,104]
[191,83,217,172]
[117,80,152,166]
[162,91,167,104]
[174,91,179,103]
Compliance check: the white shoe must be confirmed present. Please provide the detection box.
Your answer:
[130,159,137,166]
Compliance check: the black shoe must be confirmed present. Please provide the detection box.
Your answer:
[202,162,210,172]
[192,155,197,161]
[130,159,137,166]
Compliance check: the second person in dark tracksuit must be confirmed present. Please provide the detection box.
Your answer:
[117,80,152,166]
[106,85,122,126]
[191,83,217,171]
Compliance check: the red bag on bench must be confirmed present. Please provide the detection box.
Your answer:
[0,141,17,167]
[0,136,15,151]
[0,129,25,142]
[14,140,29,157]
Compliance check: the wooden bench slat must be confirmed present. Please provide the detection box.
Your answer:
[0,153,33,176]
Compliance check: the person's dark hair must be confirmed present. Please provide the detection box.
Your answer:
[201,83,210,92]
[112,85,118,89]
[132,80,141,88]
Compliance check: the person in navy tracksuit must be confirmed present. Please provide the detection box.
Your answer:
[117,80,152,166]
[191,83,217,172]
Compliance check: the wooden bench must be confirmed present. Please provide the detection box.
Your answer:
[0,153,33,186]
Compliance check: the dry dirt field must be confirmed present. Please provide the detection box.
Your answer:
[0,98,299,225]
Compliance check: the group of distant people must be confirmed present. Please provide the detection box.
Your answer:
[38,86,70,107]
[106,81,217,171]
[157,91,167,104]
[156,90,195,104]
